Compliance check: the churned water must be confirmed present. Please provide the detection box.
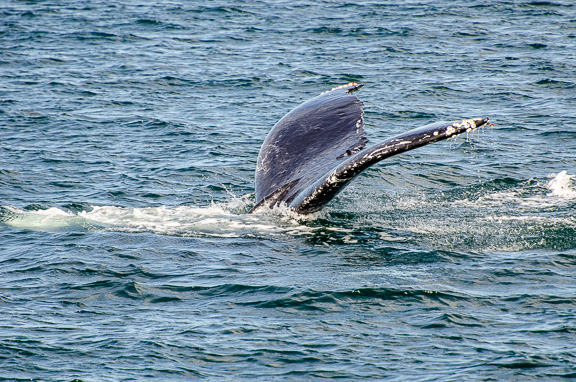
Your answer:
[1,1,576,380]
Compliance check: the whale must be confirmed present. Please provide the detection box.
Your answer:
[250,82,490,214]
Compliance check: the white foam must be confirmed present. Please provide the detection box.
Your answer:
[0,200,317,237]
[547,171,576,199]
[0,206,85,231]
[448,171,576,211]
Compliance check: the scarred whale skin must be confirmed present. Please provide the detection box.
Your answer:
[250,83,490,214]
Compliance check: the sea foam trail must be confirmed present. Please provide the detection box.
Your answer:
[0,202,317,237]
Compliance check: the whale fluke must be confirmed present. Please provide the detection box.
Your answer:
[250,83,490,214]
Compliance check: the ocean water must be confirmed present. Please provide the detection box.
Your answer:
[1,0,576,380]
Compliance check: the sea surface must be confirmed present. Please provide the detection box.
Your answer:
[2,1,576,380]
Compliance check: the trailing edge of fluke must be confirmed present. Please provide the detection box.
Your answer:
[250,82,490,214]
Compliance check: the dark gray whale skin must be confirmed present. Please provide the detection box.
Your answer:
[250,83,490,214]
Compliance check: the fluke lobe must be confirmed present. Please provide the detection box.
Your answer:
[250,83,489,214]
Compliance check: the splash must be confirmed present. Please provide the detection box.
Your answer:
[547,171,576,199]
[346,171,576,252]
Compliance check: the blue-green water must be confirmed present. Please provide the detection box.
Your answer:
[2,1,576,380]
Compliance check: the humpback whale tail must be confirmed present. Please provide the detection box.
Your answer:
[250,83,490,214]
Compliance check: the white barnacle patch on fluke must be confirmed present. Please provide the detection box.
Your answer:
[446,118,483,139]
[321,82,360,95]
[329,172,346,183]
[453,119,477,132]
[445,126,457,136]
